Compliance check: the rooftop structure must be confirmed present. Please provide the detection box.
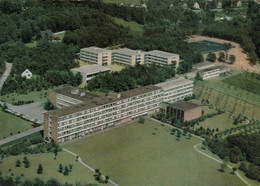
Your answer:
[71,65,110,84]
[156,78,193,90]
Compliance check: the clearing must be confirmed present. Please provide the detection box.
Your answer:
[64,119,245,186]
[0,110,34,140]
[0,151,101,185]
[187,35,260,73]
[113,17,144,34]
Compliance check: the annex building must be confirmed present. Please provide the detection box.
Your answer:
[44,78,193,143]
[165,101,202,122]
[80,47,179,67]
[71,65,110,85]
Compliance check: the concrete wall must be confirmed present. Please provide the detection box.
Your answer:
[49,92,57,107]
[184,107,202,121]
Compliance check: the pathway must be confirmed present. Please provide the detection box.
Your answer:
[63,148,119,186]
[0,126,43,146]
[0,62,12,91]
[193,143,251,186]
[152,118,251,186]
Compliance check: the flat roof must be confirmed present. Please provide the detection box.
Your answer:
[200,66,219,72]
[156,78,193,89]
[145,50,179,57]
[71,65,110,75]
[168,101,201,111]
[47,85,161,117]
[113,48,139,56]
[81,46,107,54]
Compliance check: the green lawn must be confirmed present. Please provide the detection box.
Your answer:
[0,151,101,185]
[193,85,260,121]
[64,120,245,186]
[0,86,62,104]
[196,72,260,107]
[194,112,247,134]
[113,17,144,34]
[54,32,65,40]
[0,110,34,140]
[25,41,38,48]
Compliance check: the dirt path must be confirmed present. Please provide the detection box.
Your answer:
[187,35,260,73]
[0,62,12,91]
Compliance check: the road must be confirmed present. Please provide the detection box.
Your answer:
[63,148,119,186]
[0,62,12,91]
[0,126,43,146]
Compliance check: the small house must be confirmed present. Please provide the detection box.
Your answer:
[193,2,200,9]
[21,69,32,79]
[216,1,222,8]
[40,30,54,41]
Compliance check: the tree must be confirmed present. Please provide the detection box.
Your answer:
[63,166,69,176]
[15,159,21,167]
[138,116,145,124]
[58,164,63,173]
[206,53,216,62]
[37,164,43,174]
[232,167,237,174]
[105,176,109,183]
[23,156,30,168]
[220,162,227,172]
[229,55,236,64]
[218,52,225,62]
[194,72,203,81]
[21,21,33,43]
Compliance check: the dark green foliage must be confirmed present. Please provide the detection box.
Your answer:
[138,117,145,124]
[0,58,5,76]
[58,164,63,173]
[218,52,225,62]
[44,100,55,111]
[37,164,43,174]
[206,53,216,62]
[87,64,175,92]
[229,55,236,64]
[194,72,203,81]
[15,159,21,167]
[63,166,69,176]
[23,156,30,168]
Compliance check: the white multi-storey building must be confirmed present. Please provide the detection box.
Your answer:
[80,47,179,67]
[144,50,180,67]
[80,47,112,66]
[44,78,193,143]
[111,48,144,66]
[156,78,193,103]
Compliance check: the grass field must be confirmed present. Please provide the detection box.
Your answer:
[0,86,62,104]
[64,120,245,186]
[0,110,34,140]
[194,84,260,121]
[113,17,144,34]
[189,40,228,53]
[194,112,247,134]
[196,72,260,107]
[0,151,100,185]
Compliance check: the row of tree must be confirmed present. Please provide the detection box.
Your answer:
[87,63,176,92]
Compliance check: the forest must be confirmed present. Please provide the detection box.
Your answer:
[0,0,259,94]
[208,133,260,181]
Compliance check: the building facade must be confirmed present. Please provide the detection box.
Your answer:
[80,47,179,67]
[44,78,194,143]
[165,101,202,122]
[80,47,112,66]
[144,50,180,67]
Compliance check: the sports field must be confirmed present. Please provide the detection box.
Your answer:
[64,120,245,186]
[0,151,100,185]
[189,40,228,53]
[0,110,34,140]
